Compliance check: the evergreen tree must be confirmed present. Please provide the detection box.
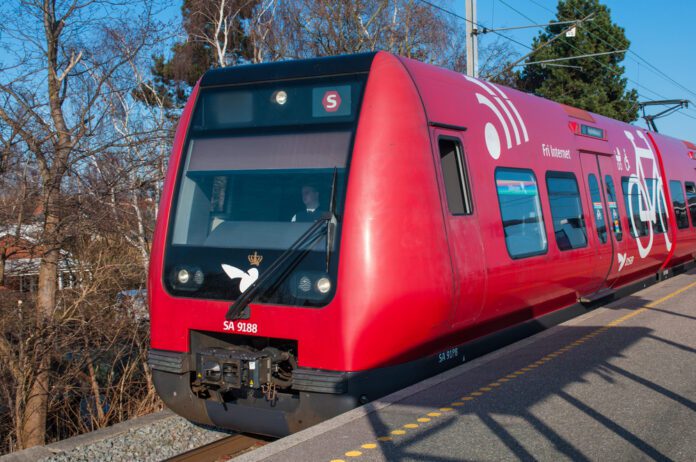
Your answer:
[134,0,260,109]
[516,0,638,122]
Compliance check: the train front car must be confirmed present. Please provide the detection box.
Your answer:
[147,52,454,436]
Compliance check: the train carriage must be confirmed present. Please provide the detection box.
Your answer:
[148,51,696,436]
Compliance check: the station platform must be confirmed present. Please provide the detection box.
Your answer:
[235,269,696,462]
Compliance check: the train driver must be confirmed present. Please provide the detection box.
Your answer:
[291,185,324,222]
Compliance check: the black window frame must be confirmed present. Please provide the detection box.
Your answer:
[605,175,623,241]
[546,171,588,251]
[588,174,608,244]
[437,136,474,215]
[668,180,690,230]
[494,167,548,260]
[686,181,696,228]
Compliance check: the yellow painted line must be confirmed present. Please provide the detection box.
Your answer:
[327,278,696,462]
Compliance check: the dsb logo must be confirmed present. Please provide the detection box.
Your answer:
[322,90,342,112]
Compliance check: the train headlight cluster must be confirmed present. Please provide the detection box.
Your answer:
[171,266,205,291]
[290,272,333,300]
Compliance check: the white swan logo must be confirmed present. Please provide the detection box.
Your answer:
[617,252,634,272]
[464,75,529,159]
[221,264,258,293]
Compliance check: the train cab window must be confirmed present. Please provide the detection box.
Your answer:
[686,182,696,227]
[588,174,608,244]
[546,172,587,251]
[605,176,623,241]
[438,137,472,215]
[669,180,690,229]
[495,168,547,259]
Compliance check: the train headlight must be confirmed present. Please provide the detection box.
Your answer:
[298,276,312,293]
[177,269,190,284]
[273,90,288,105]
[193,269,205,285]
[316,277,332,294]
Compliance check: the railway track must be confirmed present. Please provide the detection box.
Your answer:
[164,433,270,462]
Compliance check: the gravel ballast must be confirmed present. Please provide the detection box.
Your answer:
[1,411,234,462]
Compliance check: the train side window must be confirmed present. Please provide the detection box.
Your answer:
[588,174,608,244]
[686,182,696,227]
[621,176,649,238]
[646,178,668,233]
[495,168,547,259]
[438,137,473,215]
[546,171,587,251]
[669,180,690,229]
[605,176,623,241]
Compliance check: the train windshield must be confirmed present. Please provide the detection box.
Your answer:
[164,76,365,306]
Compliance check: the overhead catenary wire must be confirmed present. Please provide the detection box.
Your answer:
[526,0,696,116]
[418,0,696,125]
[417,0,534,51]
[496,0,696,123]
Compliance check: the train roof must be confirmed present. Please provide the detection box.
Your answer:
[200,52,377,87]
[198,51,695,148]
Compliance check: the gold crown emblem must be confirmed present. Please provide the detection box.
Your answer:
[248,251,263,267]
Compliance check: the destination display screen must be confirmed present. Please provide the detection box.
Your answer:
[191,77,363,132]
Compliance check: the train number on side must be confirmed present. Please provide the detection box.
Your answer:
[438,347,460,363]
[223,321,258,333]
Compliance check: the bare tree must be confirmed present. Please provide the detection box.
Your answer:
[0,0,163,448]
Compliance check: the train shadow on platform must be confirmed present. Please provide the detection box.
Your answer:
[357,323,694,461]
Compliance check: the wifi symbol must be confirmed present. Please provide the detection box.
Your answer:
[464,76,529,159]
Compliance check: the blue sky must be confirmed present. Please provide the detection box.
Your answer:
[4,1,694,142]
[451,0,696,141]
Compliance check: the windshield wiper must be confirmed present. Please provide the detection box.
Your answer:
[225,216,330,320]
[326,167,338,271]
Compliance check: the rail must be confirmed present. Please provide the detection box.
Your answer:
[164,433,269,462]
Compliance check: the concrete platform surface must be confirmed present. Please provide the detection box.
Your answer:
[235,270,696,462]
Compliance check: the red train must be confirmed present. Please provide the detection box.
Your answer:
[148,52,696,436]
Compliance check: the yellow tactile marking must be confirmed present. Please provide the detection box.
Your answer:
[327,279,696,461]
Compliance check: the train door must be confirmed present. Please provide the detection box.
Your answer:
[578,152,615,296]
[431,128,487,326]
